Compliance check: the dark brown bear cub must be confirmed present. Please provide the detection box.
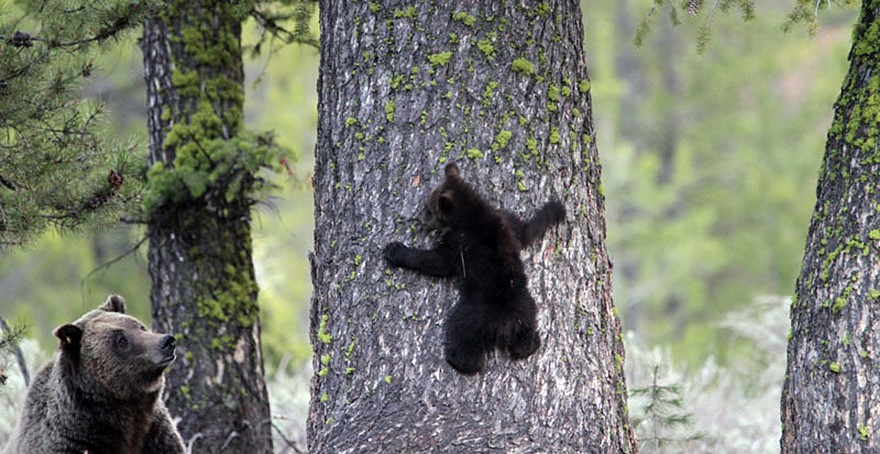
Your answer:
[384,163,565,374]
[3,295,185,454]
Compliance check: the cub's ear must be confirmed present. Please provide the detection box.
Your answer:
[438,190,455,214]
[444,163,460,179]
[54,324,83,351]
[99,294,126,314]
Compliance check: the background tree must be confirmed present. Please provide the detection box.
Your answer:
[141,1,280,451]
[781,0,880,451]
[309,1,636,451]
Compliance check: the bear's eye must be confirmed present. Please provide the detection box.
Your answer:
[115,334,130,351]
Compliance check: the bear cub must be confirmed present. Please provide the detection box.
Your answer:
[384,163,565,374]
[3,295,185,454]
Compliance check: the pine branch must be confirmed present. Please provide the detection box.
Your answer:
[250,4,319,49]
[1,1,155,50]
[0,317,29,387]
[0,174,17,191]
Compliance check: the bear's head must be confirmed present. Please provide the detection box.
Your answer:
[53,295,177,401]
[418,163,469,231]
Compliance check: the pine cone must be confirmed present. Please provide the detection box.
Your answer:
[107,170,124,191]
[8,31,34,48]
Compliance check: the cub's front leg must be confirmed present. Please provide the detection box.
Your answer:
[383,241,457,278]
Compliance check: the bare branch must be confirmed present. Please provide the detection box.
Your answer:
[79,235,148,299]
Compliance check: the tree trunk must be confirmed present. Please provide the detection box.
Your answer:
[309,1,636,452]
[781,2,880,452]
[613,0,645,144]
[141,2,273,452]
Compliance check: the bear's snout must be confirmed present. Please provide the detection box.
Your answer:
[147,333,176,367]
[159,334,176,356]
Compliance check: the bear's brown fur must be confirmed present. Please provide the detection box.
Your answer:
[3,295,185,454]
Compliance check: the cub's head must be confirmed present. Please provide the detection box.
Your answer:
[418,163,465,231]
[54,295,177,400]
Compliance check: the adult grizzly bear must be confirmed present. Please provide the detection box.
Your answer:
[3,295,185,454]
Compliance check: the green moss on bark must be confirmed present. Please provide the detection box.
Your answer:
[145,0,283,215]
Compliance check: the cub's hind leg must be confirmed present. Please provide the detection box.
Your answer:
[444,302,490,374]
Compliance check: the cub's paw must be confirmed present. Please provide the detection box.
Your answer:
[509,330,541,360]
[544,200,566,224]
[445,346,485,375]
[383,242,408,265]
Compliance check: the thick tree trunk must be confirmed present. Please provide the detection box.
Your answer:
[141,2,273,452]
[781,2,880,452]
[309,1,636,452]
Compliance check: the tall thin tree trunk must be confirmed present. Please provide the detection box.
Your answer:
[653,22,680,187]
[781,2,880,452]
[141,2,273,452]
[613,0,645,146]
[309,1,636,452]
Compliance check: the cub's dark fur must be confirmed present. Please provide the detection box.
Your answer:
[384,163,565,374]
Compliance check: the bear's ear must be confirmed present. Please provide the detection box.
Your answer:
[99,294,126,314]
[438,190,456,215]
[53,324,83,351]
[444,163,460,179]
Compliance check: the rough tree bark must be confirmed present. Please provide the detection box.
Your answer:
[309,1,636,452]
[781,2,880,452]
[141,1,273,452]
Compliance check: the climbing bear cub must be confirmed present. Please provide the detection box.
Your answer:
[384,163,565,374]
[3,295,185,454]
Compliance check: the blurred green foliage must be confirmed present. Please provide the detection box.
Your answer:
[0,229,151,339]
[588,0,856,364]
[246,36,318,369]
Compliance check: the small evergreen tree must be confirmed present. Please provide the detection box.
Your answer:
[0,0,154,246]
[631,364,703,452]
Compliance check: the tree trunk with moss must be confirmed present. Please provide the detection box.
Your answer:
[141,2,273,452]
[781,2,880,452]
[309,1,636,452]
